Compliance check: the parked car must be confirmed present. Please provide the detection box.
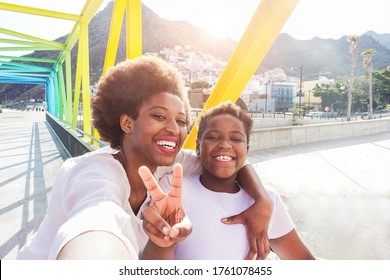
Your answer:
[306,111,323,117]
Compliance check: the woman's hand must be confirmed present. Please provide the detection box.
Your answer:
[221,198,273,259]
[138,163,192,248]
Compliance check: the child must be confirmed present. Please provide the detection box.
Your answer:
[160,101,315,260]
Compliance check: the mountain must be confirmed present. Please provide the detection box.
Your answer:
[363,31,390,49]
[263,33,390,80]
[2,1,390,101]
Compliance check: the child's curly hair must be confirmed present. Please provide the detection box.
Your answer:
[197,101,253,143]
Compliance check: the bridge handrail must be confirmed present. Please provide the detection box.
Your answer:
[46,112,107,157]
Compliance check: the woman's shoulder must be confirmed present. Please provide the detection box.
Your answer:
[60,146,122,178]
[64,146,117,165]
[56,146,129,203]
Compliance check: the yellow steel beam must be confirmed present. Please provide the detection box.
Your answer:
[80,20,92,136]
[80,0,104,23]
[183,0,300,150]
[56,24,80,69]
[72,45,83,127]
[126,0,142,59]
[56,0,101,89]
[103,0,126,74]
[0,2,81,21]
[93,0,127,144]
[65,50,73,123]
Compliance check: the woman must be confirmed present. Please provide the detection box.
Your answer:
[17,56,272,259]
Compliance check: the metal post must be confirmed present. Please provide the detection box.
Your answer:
[299,65,303,109]
[264,83,268,113]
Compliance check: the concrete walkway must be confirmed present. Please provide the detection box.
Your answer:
[0,109,68,260]
[248,132,390,259]
[1,109,389,259]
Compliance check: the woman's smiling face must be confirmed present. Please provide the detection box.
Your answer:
[125,91,188,170]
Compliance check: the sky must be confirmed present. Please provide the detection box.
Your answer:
[0,0,389,50]
[141,0,390,40]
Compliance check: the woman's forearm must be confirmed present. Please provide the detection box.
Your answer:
[237,164,271,203]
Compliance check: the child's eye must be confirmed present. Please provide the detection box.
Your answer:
[232,138,243,143]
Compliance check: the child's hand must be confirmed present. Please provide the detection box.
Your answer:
[222,198,273,259]
[138,163,192,247]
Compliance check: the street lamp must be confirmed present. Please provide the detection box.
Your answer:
[264,83,268,113]
[298,65,303,109]
[291,65,303,109]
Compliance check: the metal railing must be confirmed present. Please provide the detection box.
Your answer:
[46,113,107,157]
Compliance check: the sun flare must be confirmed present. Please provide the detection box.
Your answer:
[200,17,231,39]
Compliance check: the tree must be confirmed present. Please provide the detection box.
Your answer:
[361,49,376,119]
[352,76,370,113]
[312,83,346,113]
[347,35,359,121]
[372,68,390,107]
[190,80,211,90]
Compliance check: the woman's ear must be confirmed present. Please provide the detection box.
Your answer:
[119,114,133,134]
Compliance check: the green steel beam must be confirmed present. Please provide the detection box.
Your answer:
[0,27,65,48]
[0,55,57,64]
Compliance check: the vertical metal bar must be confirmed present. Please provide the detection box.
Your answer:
[102,0,126,74]
[72,45,83,127]
[126,0,142,59]
[80,20,92,136]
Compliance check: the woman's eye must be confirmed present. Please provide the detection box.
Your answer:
[177,119,187,126]
[153,114,165,120]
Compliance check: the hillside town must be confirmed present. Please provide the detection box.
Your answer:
[144,44,330,114]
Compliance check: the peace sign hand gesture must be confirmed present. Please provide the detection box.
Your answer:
[138,163,192,248]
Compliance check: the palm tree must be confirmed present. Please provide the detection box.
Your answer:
[361,48,376,119]
[346,35,358,121]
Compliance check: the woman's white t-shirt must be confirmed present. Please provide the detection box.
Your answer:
[16,147,201,259]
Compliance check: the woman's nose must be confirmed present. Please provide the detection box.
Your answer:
[165,119,180,134]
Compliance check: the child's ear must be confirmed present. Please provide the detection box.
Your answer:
[119,114,133,133]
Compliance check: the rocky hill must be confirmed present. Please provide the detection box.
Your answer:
[2,1,390,101]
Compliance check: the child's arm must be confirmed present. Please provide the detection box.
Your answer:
[222,164,273,260]
[141,241,176,260]
[157,150,273,259]
[269,229,315,260]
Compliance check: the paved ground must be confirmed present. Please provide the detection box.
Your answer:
[1,109,389,260]
[0,109,68,260]
[248,132,390,260]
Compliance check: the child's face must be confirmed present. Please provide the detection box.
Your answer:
[198,113,248,180]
